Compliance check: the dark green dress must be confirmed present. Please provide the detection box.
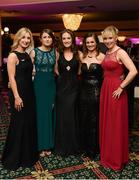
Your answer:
[34,48,56,151]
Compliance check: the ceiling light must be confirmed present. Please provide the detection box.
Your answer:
[4,27,9,33]
[62,14,83,31]
[118,36,126,42]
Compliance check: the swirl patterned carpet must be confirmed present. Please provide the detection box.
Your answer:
[0,88,139,179]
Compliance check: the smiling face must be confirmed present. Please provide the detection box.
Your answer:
[18,32,31,49]
[102,26,119,50]
[86,36,97,52]
[40,32,53,47]
[62,32,72,48]
[103,31,117,50]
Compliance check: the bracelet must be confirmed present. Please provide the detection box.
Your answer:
[119,85,124,89]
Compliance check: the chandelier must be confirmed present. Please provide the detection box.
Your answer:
[62,14,83,31]
[118,36,126,42]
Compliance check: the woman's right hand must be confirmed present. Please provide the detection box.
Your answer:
[112,86,123,99]
[14,96,24,111]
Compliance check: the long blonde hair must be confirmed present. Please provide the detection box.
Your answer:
[11,27,34,52]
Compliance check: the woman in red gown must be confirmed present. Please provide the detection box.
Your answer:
[99,25,138,170]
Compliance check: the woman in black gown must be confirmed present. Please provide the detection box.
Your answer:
[54,29,80,156]
[78,32,104,158]
[2,27,38,170]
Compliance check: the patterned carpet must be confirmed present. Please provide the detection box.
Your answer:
[0,88,139,179]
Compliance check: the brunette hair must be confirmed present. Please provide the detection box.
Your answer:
[82,32,100,58]
[39,28,55,46]
[59,29,79,59]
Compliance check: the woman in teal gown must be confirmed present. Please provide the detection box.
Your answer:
[30,29,57,157]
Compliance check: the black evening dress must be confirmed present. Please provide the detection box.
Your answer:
[2,51,38,170]
[79,63,103,158]
[55,54,79,156]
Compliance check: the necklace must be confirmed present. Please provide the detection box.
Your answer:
[88,55,93,58]
[88,52,97,58]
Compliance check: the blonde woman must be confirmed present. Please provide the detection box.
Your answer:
[99,25,138,170]
[2,27,38,170]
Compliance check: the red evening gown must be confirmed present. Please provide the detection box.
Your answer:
[99,48,128,170]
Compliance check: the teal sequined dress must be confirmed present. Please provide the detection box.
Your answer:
[34,47,56,151]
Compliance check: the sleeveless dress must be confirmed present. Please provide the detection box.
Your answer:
[99,49,128,170]
[2,51,38,170]
[79,63,103,157]
[34,47,56,151]
[55,54,79,156]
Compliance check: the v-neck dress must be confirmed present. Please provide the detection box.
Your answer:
[79,62,103,157]
[55,53,79,155]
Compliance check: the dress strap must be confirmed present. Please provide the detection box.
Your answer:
[105,48,122,64]
[113,48,123,64]
[34,48,41,63]
[106,48,121,55]
[50,48,56,60]
[34,47,38,54]
[12,51,27,61]
[113,48,121,54]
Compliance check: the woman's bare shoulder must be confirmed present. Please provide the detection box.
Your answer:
[8,52,18,60]
[78,50,83,61]
[98,52,105,62]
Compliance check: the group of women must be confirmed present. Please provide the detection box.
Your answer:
[1,25,137,171]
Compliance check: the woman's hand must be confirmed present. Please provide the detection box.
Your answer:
[32,69,36,76]
[15,96,24,111]
[112,87,123,99]
[120,74,125,80]
[8,82,11,88]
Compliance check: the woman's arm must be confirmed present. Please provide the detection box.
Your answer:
[30,49,36,76]
[98,52,105,63]
[113,49,138,99]
[78,51,83,75]
[7,53,23,111]
[118,49,138,88]
[54,50,60,76]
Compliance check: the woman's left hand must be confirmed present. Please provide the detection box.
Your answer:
[112,87,123,99]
